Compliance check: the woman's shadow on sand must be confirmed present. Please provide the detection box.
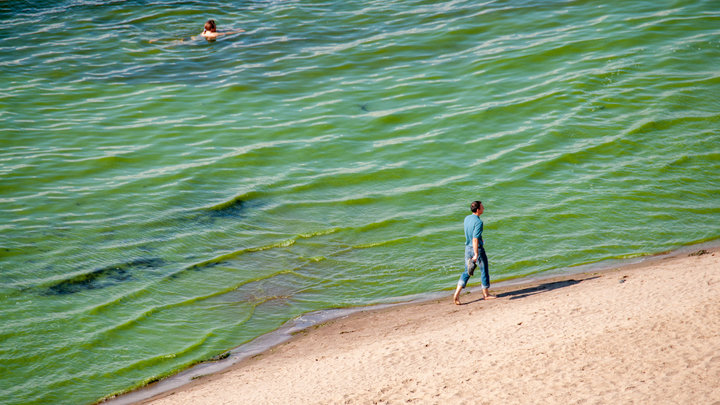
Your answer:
[463,277,600,305]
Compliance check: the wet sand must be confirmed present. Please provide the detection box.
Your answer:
[138,247,720,404]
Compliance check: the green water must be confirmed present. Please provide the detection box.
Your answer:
[1,0,719,403]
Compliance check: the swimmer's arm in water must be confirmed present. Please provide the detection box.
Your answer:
[149,38,187,43]
[200,29,245,38]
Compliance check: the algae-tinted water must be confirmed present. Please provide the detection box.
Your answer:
[1,0,719,403]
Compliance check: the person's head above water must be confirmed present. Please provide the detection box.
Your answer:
[200,19,244,39]
[203,20,217,34]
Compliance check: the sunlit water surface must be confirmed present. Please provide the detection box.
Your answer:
[1,0,719,403]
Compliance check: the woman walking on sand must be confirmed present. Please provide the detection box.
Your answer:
[453,200,496,305]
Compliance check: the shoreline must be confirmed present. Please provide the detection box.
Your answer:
[103,240,720,405]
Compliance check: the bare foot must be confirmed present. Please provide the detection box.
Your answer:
[453,286,463,306]
[483,295,497,300]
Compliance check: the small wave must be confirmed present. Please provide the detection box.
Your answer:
[97,333,212,394]
[373,128,441,147]
[85,268,300,338]
[39,258,166,296]
[352,238,405,249]
[298,228,338,238]
[160,239,301,283]
[199,192,258,218]
[245,239,296,253]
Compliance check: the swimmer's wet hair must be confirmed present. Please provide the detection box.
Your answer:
[204,20,216,33]
[470,200,482,213]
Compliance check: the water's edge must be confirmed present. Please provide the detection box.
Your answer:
[100,238,720,405]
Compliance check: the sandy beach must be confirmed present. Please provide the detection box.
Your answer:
[138,248,720,405]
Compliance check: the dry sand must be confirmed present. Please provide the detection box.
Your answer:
[141,248,720,405]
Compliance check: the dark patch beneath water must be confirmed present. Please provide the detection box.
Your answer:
[181,197,250,230]
[185,197,259,229]
[43,258,166,295]
[191,193,267,224]
[205,198,244,218]
[168,260,228,279]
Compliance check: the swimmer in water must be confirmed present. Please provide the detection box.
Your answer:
[201,19,244,39]
[149,19,244,43]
